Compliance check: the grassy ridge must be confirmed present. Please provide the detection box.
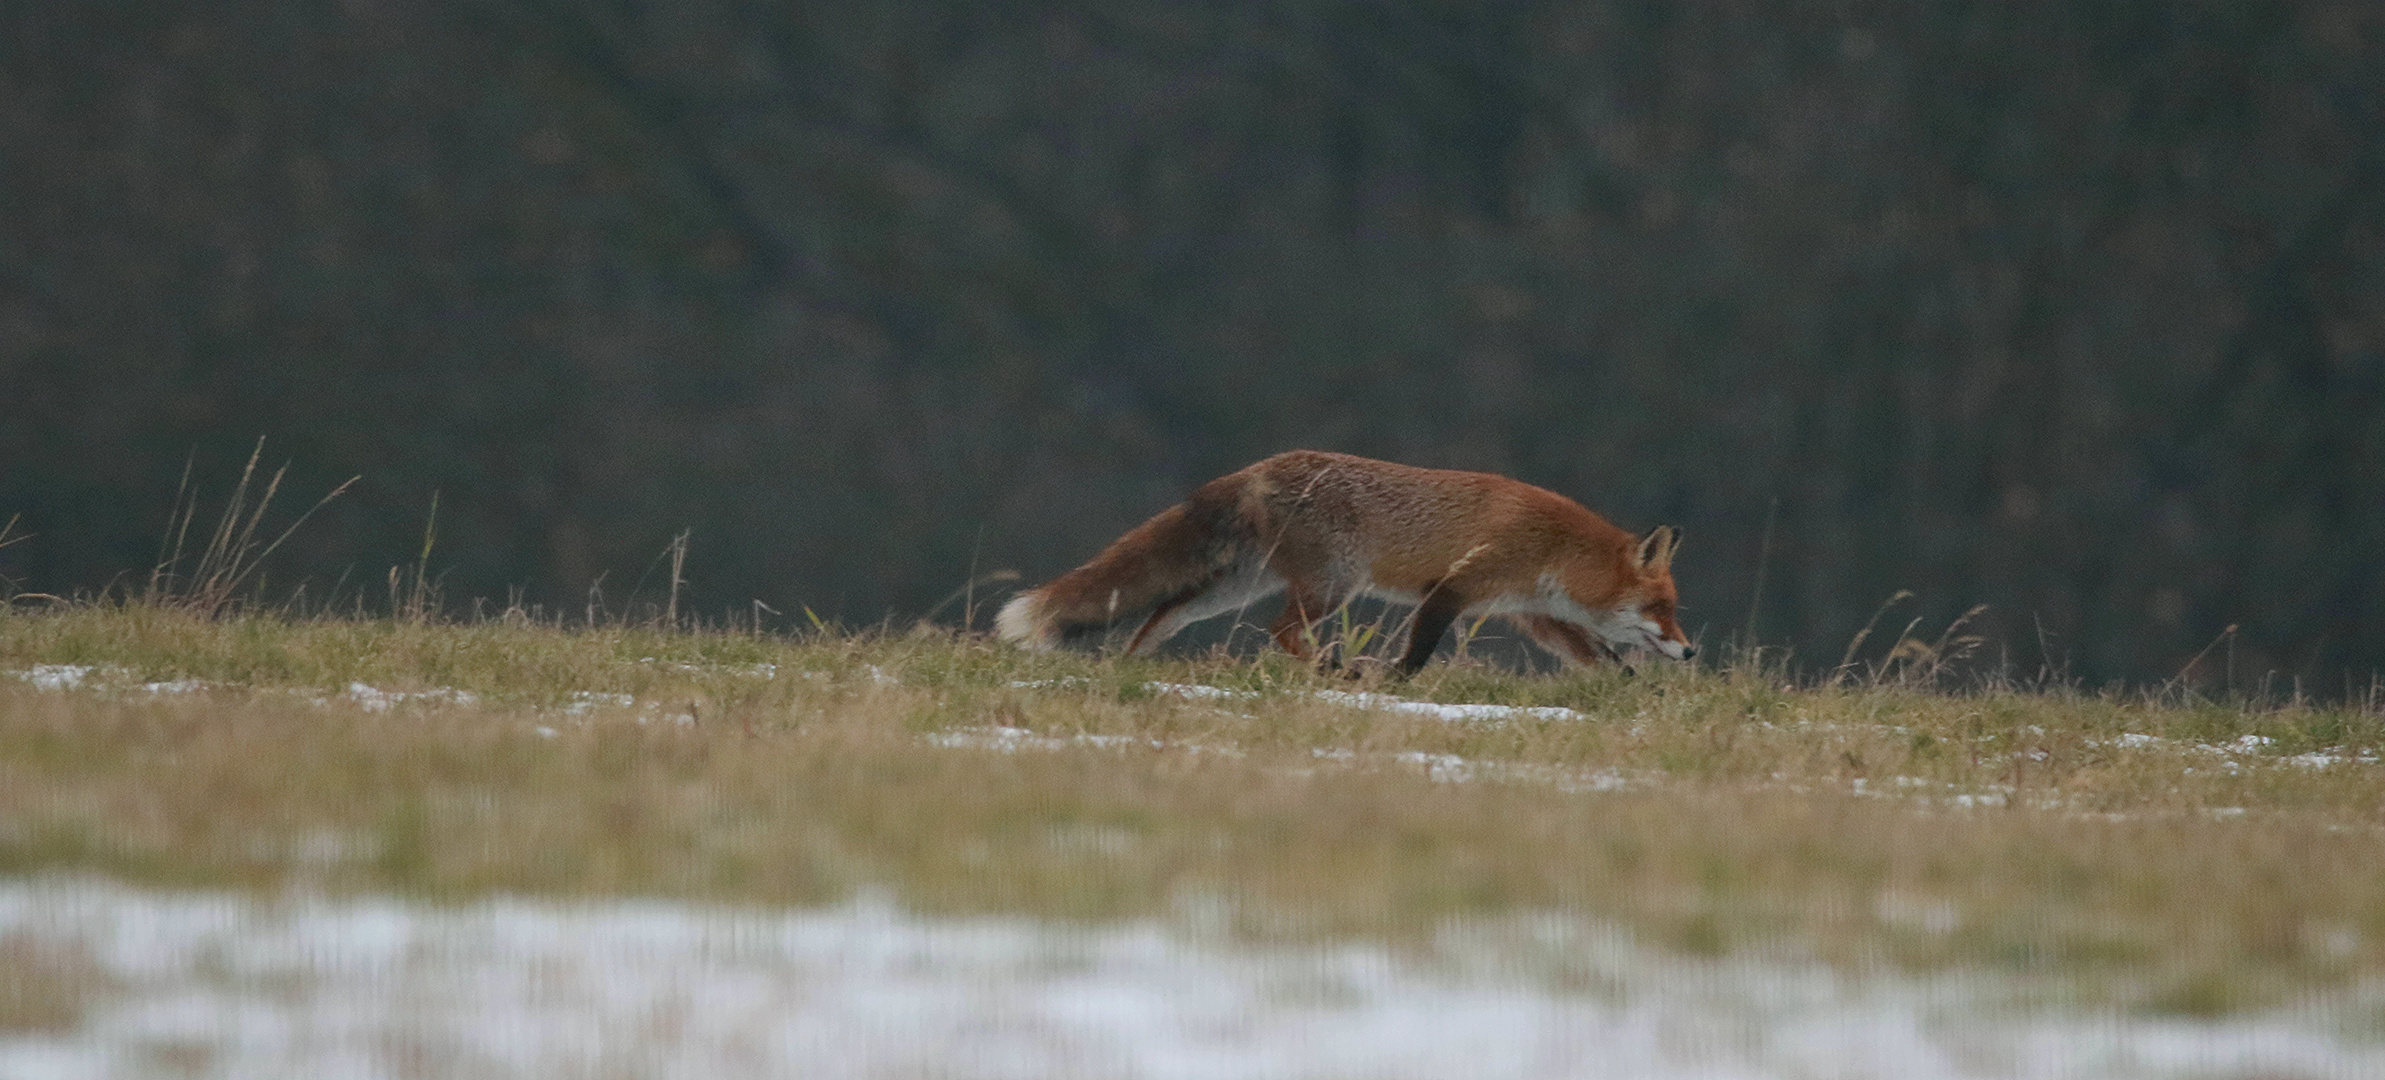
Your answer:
[2,602,2382,1017]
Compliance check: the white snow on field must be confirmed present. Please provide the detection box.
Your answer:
[1147,681,1586,722]
[1310,688,1586,721]
[6,666,211,694]
[13,664,99,690]
[928,725,1173,753]
[0,878,2379,1080]
[344,681,479,711]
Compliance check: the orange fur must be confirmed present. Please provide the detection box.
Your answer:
[996,450,1691,674]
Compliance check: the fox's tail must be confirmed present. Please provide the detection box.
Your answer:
[996,499,1248,650]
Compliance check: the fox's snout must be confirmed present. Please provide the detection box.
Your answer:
[1638,622,1693,662]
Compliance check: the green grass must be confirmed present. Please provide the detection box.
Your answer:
[2,601,2382,1018]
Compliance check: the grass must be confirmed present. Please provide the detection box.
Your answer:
[1,600,2382,1020]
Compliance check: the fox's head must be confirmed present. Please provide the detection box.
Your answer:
[1592,525,1693,661]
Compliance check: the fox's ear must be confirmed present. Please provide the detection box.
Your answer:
[1635,525,1680,572]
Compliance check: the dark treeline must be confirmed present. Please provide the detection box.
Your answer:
[3,2,2381,687]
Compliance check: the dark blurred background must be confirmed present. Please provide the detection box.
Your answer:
[3,2,2381,688]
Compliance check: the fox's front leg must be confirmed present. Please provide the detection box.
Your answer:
[1268,583,1333,668]
[1272,582,1367,673]
[1394,590,1469,677]
[1511,615,1636,677]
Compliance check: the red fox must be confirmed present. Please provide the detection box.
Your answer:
[996,450,1692,674]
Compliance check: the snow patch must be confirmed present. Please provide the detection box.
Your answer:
[1311,689,1585,722]
[1145,681,1586,723]
[345,682,480,712]
[561,690,636,715]
[1148,680,1246,701]
[9,665,209,694]
[0,877,2378,1080]
[19,663,96,689]
[635,657,778,679]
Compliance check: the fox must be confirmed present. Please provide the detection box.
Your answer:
[995,450,1693,675]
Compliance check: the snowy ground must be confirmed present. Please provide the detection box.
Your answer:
[1,878,2380,1080]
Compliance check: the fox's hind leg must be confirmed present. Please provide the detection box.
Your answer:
[1125,560,1285,655]
[1268,581,1354,668]
[1124,586,1198,655]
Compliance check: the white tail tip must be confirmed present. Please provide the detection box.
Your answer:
[994,593,1054,650]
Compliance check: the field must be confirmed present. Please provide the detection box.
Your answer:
[3,601,2383,1075]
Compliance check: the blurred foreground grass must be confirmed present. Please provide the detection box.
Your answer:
[2,602,2381,1018]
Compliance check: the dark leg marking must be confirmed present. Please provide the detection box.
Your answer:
[1397,589,1467,677]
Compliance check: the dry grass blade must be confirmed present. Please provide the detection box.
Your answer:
[665,528,690,626]
[144,439,357,616]
[1834,589,1914,685]
[146,452,201,600]
[919,569,1022,631]
[390,491,442,623]
[2174,623,2243,692]
[1877,604,1991,687]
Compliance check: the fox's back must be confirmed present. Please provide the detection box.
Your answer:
[1231,450,1629,590]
